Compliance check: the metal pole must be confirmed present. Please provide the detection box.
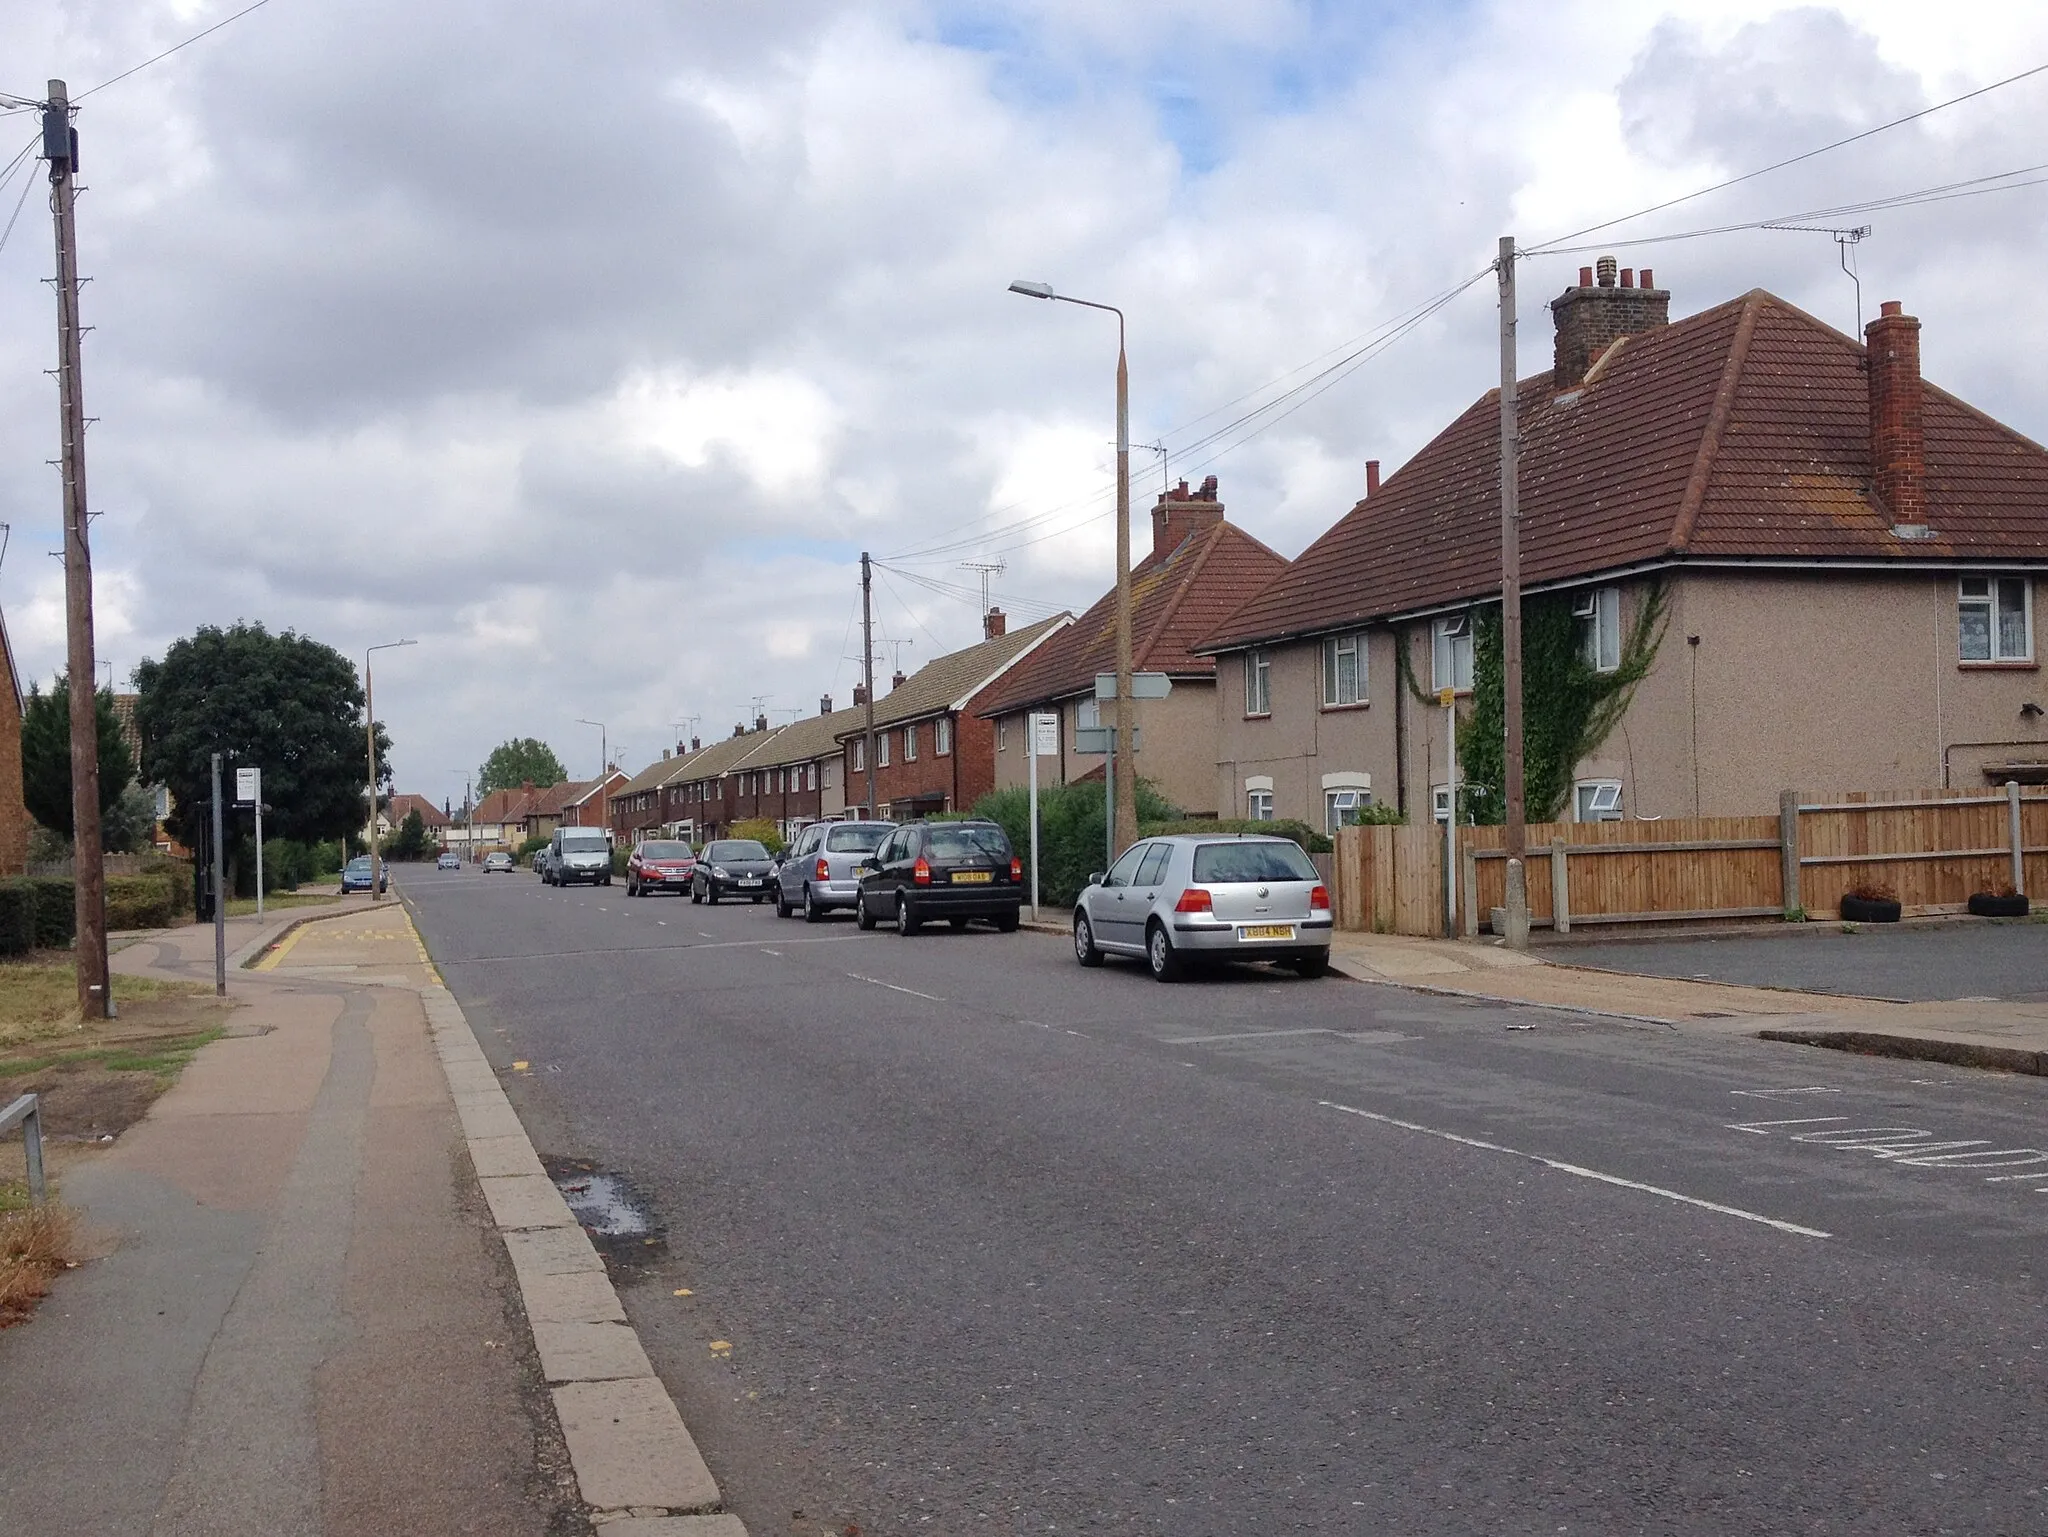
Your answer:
[860,552,877,818]
[211,752,226,996]
[2009,780,2025,896]
[46,81,109,1021]
[1497,234,1530,949]
[1444,690,1458,937]
[255,790,264,921]
[1029,726,1040,922]
[1113,323,1137,858]
[1105,729,1114,871]
[365,655,381,900]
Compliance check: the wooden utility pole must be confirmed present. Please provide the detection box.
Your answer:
[45,80,110,1017]
[860,552,877,819]
[1497,234,1530,948]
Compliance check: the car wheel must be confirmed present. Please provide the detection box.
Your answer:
[855,893,875,930]
[775,887,792,919]
[690,885,702,904]
[1145,921,1183,983]
[803,886,825,924]
[706,887,719,906]
[896,896,920,936]
[1073,912,1104,967]
[627,876,638,897]
[1289,952,1330,979]
[948,916,969,932]
[995,910,1020,934]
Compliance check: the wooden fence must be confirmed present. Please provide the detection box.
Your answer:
[1330,784,2048,936]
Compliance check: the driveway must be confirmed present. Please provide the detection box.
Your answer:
[1564,919,2048,1001]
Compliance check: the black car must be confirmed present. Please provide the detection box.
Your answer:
[855,820,1023,935]
[692,839,777,904]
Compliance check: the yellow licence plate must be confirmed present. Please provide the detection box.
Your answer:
[1240,923,1296,941]
[951,870,993,884]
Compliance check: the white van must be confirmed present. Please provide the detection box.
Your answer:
[547,825,613,887]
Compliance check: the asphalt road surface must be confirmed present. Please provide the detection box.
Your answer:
[403,866,2048,1536]
[1566,920,2048,1001]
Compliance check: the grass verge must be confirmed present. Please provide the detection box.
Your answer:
[0,1194,76,1329]
[0,958,212,1045]
[224,892,338,917]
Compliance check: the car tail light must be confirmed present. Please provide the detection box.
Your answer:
[1009,857,1022,881]
[1310,883,1330,911]
[815,857,830,881]
[913,856,931,885]
[1174,887,1213,914]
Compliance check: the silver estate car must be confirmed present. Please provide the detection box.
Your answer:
[1072,833,1332,981]
[774,819,894,921]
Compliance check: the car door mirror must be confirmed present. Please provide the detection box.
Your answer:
[1088,871,1105,888]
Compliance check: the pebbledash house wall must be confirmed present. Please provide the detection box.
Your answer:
[1213,569,2048,826]
[990,682,1222,816]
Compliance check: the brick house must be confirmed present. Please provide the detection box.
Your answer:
[723,697,865,841]
[612,750,687,845]
[663,721,789,843]
[1201,258,2048,828]
[0,609,26,874]
[379,793,450,838]
[836,613,1070,820]
[559,769,628,831]
[976,477,1287,816]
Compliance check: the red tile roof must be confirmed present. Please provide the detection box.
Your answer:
[977,520,1286,717]
[1202,290,2048,652]
[385,793,449,828]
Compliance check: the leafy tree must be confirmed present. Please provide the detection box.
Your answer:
[20,676,135,840]
[134,624,391,874]
[383,807,436,861]
[478,738,566,795]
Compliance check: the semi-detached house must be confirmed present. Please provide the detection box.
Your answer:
[1201,258,2048,828]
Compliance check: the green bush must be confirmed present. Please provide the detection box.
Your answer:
[0,881,37,955]
[107,874,180,930]
[26,876,76,947]
[612,847,630,876]
[973,779,1181,909]
[517,834,549,860]
[135,855,195,915]
[1138,816,1333,854]
[728,818,785,856]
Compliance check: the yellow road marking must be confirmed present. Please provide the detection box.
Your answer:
[253,924,311,971]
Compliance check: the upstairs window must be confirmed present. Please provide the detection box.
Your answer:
[878,732,891,767]
[1960,576,2032,662]
[1244,649,1272,716]
[1321,632,1366,707]
[998,718,1009,751]
[904,724,918,762]
[936,717,952,755]
[1574,587,1621,672]
[1432,614,1474,693]
[851,739,864,772]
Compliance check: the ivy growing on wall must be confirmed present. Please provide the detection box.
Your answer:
[1457,584,1667,824]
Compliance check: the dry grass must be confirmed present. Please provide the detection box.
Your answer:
[0,958,211,1047]
[0,1197,76,1329]
[223,892,337,917]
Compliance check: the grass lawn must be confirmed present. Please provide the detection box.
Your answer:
[223,891,340,917]
[0,958,212,1046]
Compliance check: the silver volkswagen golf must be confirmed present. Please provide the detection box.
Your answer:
[1072,833,1332,981]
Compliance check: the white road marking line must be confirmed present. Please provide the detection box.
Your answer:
[847,972,945,1002]
[1727,1116,1848,1134]
[760,949,783,957]
[1322,1100,1830,1239]
[1730,1086,1842,1098]
[1165,1026,1343,1045]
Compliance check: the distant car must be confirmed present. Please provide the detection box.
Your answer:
[532,847,552,877]
[855,820,1022,935]
[340,855,387,895]
[626,839,697,897]
[483,852,514,873]
[1072,833,1331,982]
[692,839,776,904]
[436,852,461,871]
[774,820,893,921]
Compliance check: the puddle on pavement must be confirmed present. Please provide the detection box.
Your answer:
[543,1155,667,1271]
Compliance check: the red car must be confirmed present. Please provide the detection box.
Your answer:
[626,839,697,897]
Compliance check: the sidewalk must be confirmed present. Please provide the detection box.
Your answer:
[1328,928,2048,1073]
[0,898,743,1536]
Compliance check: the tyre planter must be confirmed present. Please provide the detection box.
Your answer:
[1967,891,2031,918]
[1838,894,1902,923]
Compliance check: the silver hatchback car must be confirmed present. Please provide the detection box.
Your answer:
[774,819,894,921]
[1072,833,1332,981]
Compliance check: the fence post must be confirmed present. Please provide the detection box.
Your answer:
[2009,780,2025,896]
[2,1093,46,1206]
[1550,838,1570,935]
[1779,789,1801,918]
[1461,846,1478,938]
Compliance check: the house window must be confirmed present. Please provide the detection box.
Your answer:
[1075,697,1100,731]
[936,717,952,756]
[1244,649,1272,716]
[1574,780,1623,822]
[807,763,818,792]
[823,761,836,789]
[1321,632,1366,707]
[904,725,918,762]
[1433,614,1474,692]
[1575,587,1621,672]
[1324,789,1373,833]
[1432,784,1453,823]
[878,733,890,767]
[1248,790,1274,821]
[852,739,864,772]
[998,719,1008,751]
[1960,576,2032,662]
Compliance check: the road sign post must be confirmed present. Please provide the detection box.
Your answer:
[1072,724,1141,869]
[1439,687,1457,937]
[236,766,263,920]
[1028,712,1058,921]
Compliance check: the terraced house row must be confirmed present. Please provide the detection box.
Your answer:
[612,257,2048,847]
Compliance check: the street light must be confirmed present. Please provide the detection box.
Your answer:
[576,718,608,782]
[1008,278,1137,856]
[364,639,415,901]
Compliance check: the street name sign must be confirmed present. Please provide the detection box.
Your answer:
[1095,671,1172,700]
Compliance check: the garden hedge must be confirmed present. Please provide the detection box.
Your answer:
[106,874,181,931]
[25,876,76,948]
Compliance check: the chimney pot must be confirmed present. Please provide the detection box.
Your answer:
[1596,255,1618,287]
[1578,266,1594,288]
[1639,268,1653,289]
[1619,268,1634,289]
[1880,299,1902,318]
[1365,459,1381,498]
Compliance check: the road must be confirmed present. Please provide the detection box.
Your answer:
[402,865,2048,1536]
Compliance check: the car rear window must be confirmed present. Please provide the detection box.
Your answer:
[640,841,691,859]
[825,825,889,853]
[707,841,769,861]
[1191,841,1318,884]
[924,825,1010,860]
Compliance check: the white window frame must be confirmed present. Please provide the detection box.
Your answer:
[878,732,891,767]
[1432,784,1453,824]
[851,739,864,772]
[1076,697,1100,731]
[806,762,818,792]
[1247,790,1274,821]
[903,724,918,762]
[1321,631,1366,707]
[1574,587,1622,672]
[936,717,952,756]
[997,718,1008,751]
[1959,575,2033,662]
[1324,788,1373,834]
[1574,780,1623,823]
[1432,613,1474,693]
[1244,649,1272,716]
[824,761,836,789]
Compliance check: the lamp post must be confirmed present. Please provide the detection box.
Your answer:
[1008,279,1137,856]
[364,639,415,901]
[576,718,608,782]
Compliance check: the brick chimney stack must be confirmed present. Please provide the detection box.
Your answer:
[1550,255,1671,389]
[1365,460,1380,499]
[1150,474,1225,557]
[820,694,834,715]
[1865,300,1925,526]
[755,713,769,733]
[853,684,868,707]
[983,606,1007,640]
[891,670,907,691]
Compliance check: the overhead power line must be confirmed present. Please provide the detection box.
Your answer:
[78,0,279,100]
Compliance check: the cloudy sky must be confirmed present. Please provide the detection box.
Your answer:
[5,1,2048,809]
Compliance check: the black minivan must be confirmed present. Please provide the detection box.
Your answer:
[855,820,1023,935]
